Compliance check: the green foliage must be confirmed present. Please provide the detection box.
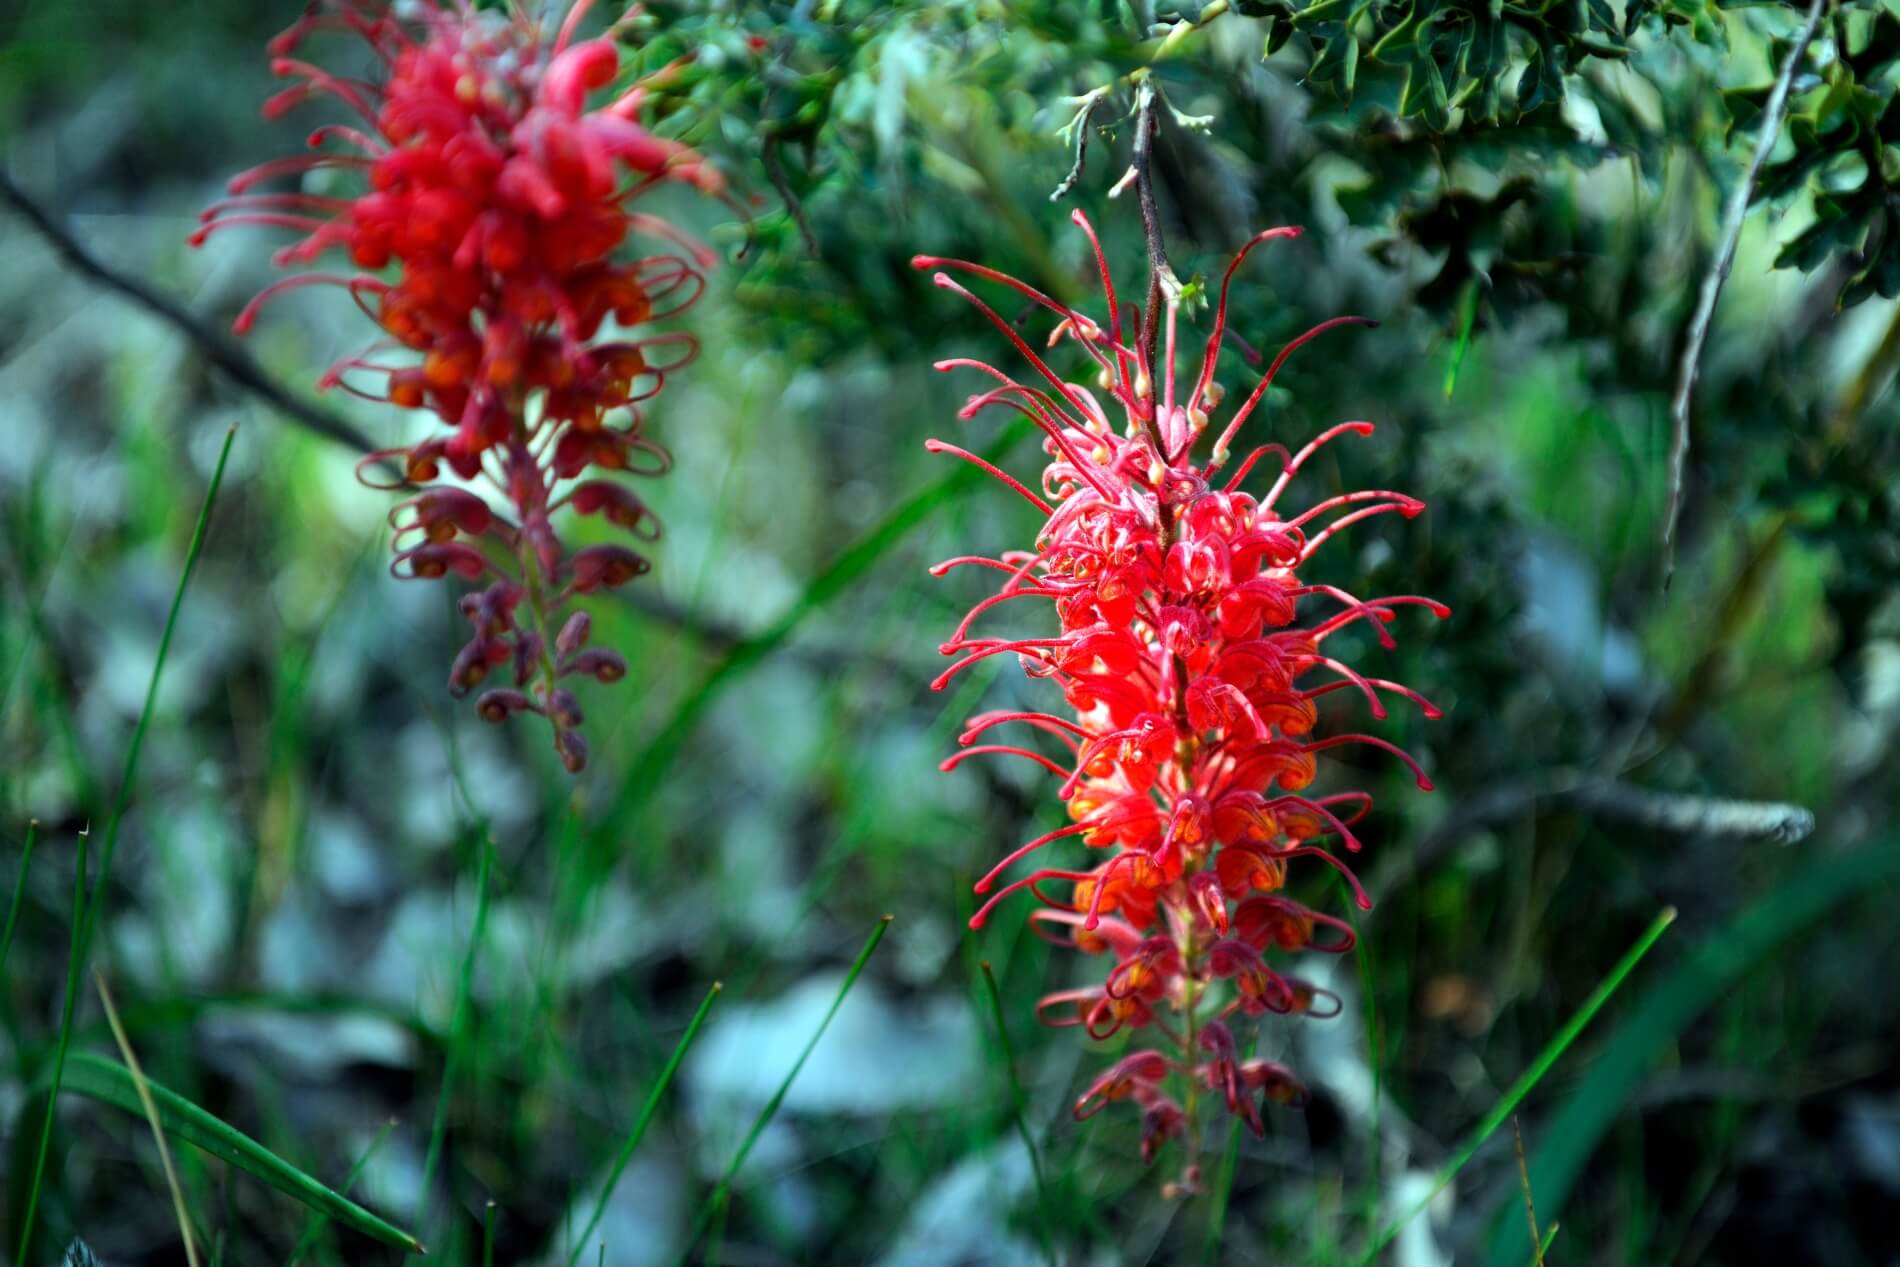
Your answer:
[5,0,1900,1264]
[1244,0,1633,127]
[1741,7,1900,307]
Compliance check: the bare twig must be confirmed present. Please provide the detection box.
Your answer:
[1133,81,1181,374]
[1662,0,1827,587]
[1567,780,1815,844]
[761,136,820,257]
[0,169,379,456]
[1380,766,1815,906]
[1116,77,1183,460]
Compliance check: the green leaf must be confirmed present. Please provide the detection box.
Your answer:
[1295,0,1358,23]
[1369,4,1425,60]
[45,1053,423,1255]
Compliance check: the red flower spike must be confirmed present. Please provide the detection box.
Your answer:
[198,1,722,769]
[924,212,1443,1183]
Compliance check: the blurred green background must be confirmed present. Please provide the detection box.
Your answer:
[4,1,1900,1264]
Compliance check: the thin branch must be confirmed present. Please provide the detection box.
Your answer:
[1661,0,1827,588]
[1133,79,1180,386]
[1378,767,1816,907]
[1113,76,1181,462]
[0,169,379,455]
[761,136,820,257]
[1566,780,1815,844]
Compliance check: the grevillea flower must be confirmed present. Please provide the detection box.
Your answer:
[195,0,723,770]
[916,211,1445,1188]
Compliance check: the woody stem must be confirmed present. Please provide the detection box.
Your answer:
[1131,76,1179,468]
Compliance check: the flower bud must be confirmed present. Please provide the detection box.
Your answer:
[555,728,588,773]
[448,637,504,697]
[476,688,537,723]
[546,688,583,728]
[562,647,627,683]
[568,544,649,592]
[555,610,592,655]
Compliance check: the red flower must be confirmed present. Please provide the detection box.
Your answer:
[195,0,723,769]
[916,211,1445,1180]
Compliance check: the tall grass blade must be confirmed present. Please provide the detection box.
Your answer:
[1527,1221,1559,1266]
[1483,837,1900,1265]
[422,832,494,1204]
[976,961,1055,1266]
[1355,905,1677,1267]
[0,818,38,978]
[602,419,1032,842]
[16,425,235,1266]
[565,981,721,1267]
[284,1118,396,1267]
[1200,1118,1243,1267]
[14,822,87,1264]
[41,1052,423,1253]
[94,969,203,1267]
[677,915,893,1264]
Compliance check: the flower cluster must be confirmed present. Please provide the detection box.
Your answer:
[195,0,722,770]
[917,212,1444,1186]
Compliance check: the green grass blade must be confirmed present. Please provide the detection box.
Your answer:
[677,915,894,1264]
[0,818,39,978]
[600,419,1032,843]
[978,962,1056,1250]
[1482,837,1900,1266]
[15,824,88,1264]
[16,425,235,1266]
[284,1118,396,1267]
[481,1201,496,1267]
[1527,1221,1559,1266]
[1200,1118,1243,1267]
[43,1053,423,1254]
[1355,905,1677,1267]
[422,832,494,1204]
[977,961,1055,1266]
[565,981,721,1267]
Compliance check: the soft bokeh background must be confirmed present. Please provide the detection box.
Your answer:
[4,1,1900,1264]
